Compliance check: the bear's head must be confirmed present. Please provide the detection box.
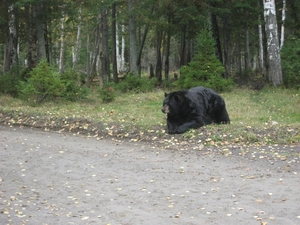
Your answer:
[161,91,187,116]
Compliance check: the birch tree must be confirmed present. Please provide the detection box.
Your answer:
[116,23,125,73]
[59,15,65,73]
[280,0,286,49]
[258,15,264,71]
[263,0,282,86]
[112,2,118,83]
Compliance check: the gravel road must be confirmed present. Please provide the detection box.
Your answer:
[1,125,300,225]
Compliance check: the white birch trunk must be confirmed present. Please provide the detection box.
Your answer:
[263,0,283,86]
[73,5,82,69]
[116,22,120,72]
[121,24,125,72]
[258,15,264,70]
[116,23,126,73]
[59,16,65,73]
[280,0,286,49]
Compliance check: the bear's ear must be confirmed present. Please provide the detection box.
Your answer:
[165,92,168,97]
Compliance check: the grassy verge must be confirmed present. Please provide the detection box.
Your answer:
[0,87,299,146]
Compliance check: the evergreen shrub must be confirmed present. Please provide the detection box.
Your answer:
[18,60,65,104]
[98,82,116,103]
[60,69,89,101]
[0,67,22,96]
[116,73,157,93]
[176,29,234,92]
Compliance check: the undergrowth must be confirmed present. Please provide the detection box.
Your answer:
[0,87,299,145]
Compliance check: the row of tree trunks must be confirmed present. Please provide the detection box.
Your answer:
[1,0,285,88]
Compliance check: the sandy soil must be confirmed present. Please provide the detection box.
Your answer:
[0,125,300,225]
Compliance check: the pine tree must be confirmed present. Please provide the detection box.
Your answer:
[176,29,233,92]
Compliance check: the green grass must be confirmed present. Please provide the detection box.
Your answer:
[0,87,299,145]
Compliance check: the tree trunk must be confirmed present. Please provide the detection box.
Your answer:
[100,9,110,84]
[244,26,251,70]
[25,5,38,70]
[280,0,286,49]
[112,3,118,83]
[263,0,282,86]
[236,31,242,75]
[116,23,126,73]
[59,16,65,73]
[258,15,264,71]
[90,23,100,79]
[137,26,149,75]
[180,29,186,66]
[128,0,139,75]
[211,11,223,63]
[155,29,163,83]
[73,4,82,69]
[164,28,171,80]
[8,4,18,69]
[36,3,46,60]
[86,21,91,87]
[223,17,231,78]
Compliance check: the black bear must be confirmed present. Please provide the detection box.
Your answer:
[162,86,230,134]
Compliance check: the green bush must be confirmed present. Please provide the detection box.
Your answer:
[116,73,157,93]
[60,69,89,101]
[18,60,66,104]
[0,67,22,96]
[176,29,234,92]
[281,36,300,89]
[98,82,116,103]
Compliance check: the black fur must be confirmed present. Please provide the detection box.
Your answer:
[162,86,230,134]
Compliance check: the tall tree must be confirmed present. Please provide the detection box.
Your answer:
[263,0,282,86]
[155,28,163,82]
[24,4,38,70]
[111,2,118,83]
[72,3,83,69]
[59,15,66,73]
[280,0,286,49]
[36,1,47,60]
[127,0,139,75]
[8,3,18,70]
[99,8,110,86]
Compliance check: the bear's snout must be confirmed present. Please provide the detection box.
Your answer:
[162,105,170,114]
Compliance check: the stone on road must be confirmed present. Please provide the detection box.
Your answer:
[0,126,299,225]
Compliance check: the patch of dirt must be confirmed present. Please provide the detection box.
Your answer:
[0,111,299,166]
[1,126,299,224]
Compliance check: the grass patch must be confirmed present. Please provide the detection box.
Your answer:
[0,87,299,145]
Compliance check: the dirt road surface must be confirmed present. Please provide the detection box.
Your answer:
[1,125,300,225]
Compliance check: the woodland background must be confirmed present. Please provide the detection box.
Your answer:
[1,0,300,97]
